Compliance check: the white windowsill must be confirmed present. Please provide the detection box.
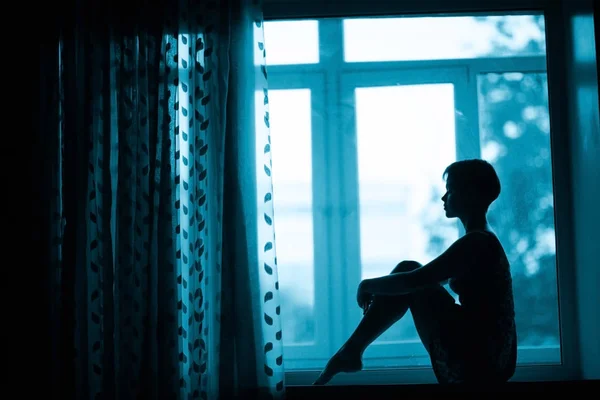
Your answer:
[285,364,575,387]
[284,345,566,385]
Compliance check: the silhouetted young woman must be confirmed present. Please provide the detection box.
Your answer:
[314,159,517,385]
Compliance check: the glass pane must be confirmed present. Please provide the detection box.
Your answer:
[256,89,316,345]
[478,72,560,362]
[258,20,320,66]
[356,84,459,344]
[344,15,546,62]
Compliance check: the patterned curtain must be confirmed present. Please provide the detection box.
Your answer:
[41,0,284,399]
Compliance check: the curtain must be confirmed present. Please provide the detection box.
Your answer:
[41,0,284,398]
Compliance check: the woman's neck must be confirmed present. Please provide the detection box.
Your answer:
[460,213,490,233]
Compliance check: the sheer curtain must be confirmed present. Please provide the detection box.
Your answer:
[41,0,284,398]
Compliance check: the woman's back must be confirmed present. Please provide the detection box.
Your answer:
[449,231,517,380]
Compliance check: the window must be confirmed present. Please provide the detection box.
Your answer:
[258,12,564,383]
[255,20,320,65]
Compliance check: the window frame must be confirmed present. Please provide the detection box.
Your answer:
[262,1,581,385]
[264,72,333,363]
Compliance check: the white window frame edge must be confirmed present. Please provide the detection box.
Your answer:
[265,72,332,361]
[262,1,583,384]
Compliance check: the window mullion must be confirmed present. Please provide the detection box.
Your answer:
[454,67,480,237]
[310,72,334,360]
[318,18,356,355]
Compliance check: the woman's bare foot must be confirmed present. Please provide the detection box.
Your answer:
[312,348,363,385]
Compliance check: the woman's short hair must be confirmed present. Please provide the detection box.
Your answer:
[443,159,501,208]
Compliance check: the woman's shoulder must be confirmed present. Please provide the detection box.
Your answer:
[462,229,498,245]
[462,230,507,259]
[465,229,503,244]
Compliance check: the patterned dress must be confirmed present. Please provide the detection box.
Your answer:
[427,231,517,384]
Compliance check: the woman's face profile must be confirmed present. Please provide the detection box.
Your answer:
[442,184,458,218]
[442,175,482,219]
[441,176,466,218]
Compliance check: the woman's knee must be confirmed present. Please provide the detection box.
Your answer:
[391,260,422,274]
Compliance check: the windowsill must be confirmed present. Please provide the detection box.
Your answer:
[284,345,563,385]
[285,363,576,387]
[284,380,599,397]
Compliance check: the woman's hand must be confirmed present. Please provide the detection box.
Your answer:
[357,279,374,314]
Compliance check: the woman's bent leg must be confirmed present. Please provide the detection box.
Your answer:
[313,260,421,385]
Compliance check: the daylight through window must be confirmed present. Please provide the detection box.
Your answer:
[256,13,560,374]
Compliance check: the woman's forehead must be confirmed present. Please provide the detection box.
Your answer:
[445,176,465,191]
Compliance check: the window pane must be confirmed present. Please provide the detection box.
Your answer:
[356,84,459,345]
[258,20,320,65]
[256,89,316,345]
[478,72,560,362]
[344,15,546,62]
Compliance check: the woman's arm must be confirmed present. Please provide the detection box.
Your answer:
[362,232,489,296]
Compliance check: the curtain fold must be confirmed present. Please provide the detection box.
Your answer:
[44,0,285,399]
[220,3,285,397]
